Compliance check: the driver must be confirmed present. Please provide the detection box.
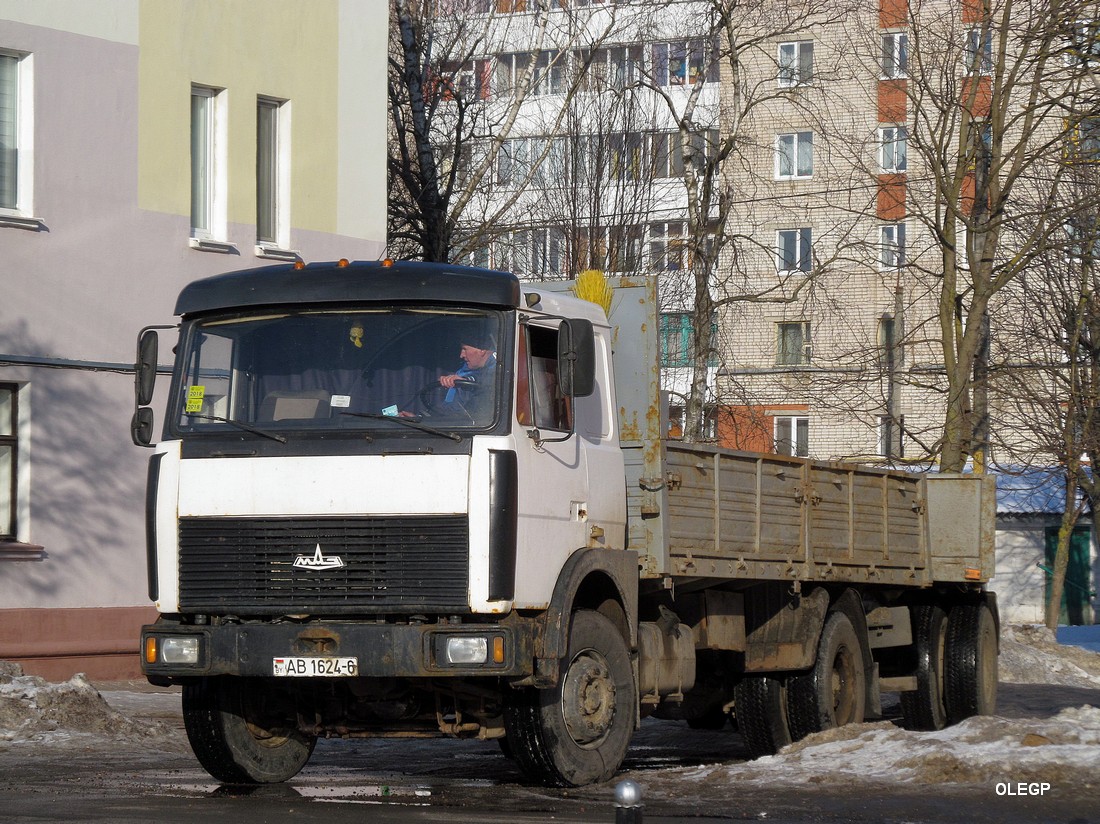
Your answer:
[439,333,496,413]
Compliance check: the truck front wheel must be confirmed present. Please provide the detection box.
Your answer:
[182,677,317,784]
[504,609,636,787]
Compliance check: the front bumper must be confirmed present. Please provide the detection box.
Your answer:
[141,619,534,680]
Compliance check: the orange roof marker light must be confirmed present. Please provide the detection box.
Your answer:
[337,258,350,268]
[382,258,394,267]
[293,260,306,270]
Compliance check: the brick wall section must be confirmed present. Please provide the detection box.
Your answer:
[880,0,908,27]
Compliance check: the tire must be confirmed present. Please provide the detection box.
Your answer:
[182,677,317,784]
[504,610,636,787]
[733,675,792,758]
[899,604,948,731]
[786,611,866,741]
[944,602,998,723]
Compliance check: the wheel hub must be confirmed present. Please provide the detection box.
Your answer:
[562,650,616,747]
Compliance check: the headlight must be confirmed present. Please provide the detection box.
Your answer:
[160,636,201,664]
[445,636,488,665]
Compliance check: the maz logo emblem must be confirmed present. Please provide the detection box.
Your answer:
[293,544,346,571]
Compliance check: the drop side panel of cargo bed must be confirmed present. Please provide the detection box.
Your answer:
[661,443,936,588]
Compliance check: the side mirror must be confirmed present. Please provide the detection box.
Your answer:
[558,318,595,398]
[135,329,159,407]
[131,407,155,447]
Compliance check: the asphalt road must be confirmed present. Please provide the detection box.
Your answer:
[0,683,1095,823]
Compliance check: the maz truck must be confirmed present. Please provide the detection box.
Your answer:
[133,259,999,787]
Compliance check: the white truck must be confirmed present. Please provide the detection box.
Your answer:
[133,260,998,787]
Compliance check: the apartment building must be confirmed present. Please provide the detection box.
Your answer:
[0,1,387,679]
[713,0,1099,469]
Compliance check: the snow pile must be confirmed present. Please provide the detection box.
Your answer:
[1000,624,1100,688]
[0,662,172,744]
[674,707,1100,790]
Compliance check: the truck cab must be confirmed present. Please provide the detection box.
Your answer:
[135,259,641,787]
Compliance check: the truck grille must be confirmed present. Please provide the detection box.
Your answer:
[178,516,469,614]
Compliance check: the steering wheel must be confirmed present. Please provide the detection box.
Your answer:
[417,378,478,419]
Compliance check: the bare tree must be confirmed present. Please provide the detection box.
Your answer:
[388,0,623,262]
[893,0,1100,471]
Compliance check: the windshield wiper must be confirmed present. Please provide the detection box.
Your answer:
[187,414,288,444]
[339,412,462,442]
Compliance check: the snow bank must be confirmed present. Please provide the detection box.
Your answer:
[672,707,1100,790]
[0,662,172,745]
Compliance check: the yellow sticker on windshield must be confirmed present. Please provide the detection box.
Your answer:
[186,385,205,413]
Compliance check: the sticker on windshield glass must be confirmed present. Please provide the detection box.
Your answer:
[186,386,205,413]
[381,404,399,417]
[331,395,351,408]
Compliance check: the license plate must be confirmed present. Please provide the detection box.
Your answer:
[273,656,359,677]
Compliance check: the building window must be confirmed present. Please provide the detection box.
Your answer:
[533,50,566,96]
[585,45,643,91]
[777,227,813,273]
[436,59,491,102]
[190,86,227,243]
[1067,20,1100,67]
[880,223,906,269]
[0,50,31,215]
[882,32,908,78]
[256,97,290,249]
[774,415,809,457]
[653,131,684,178]
[0,384,17,541]
[879,125,907,172]
[777,321,811,365]
[778,41,814,87]
[776,131,813,178]
[878,414,905,458]
[660,312,717,368]
[650,222,688,271]
[1066,216,1100,263]
[1066,116,1100,163]
[966,27,994,75]
[652,39,719,86]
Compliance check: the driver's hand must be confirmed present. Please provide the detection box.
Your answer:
[439,373,460,388]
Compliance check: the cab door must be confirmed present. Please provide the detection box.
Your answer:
[511,320,590,608]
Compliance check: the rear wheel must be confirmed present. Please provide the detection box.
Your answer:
[504,610,636,787]
[733,675,792,758]
[944,602,998,722]
[786,611,866,741]
[899,604,948,731]
[182,677,316,784]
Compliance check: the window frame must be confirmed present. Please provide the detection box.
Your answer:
[190,85,229,247]
[776,227,813,274]
[880,222,906,269]
[775,131,814,179]
[776,321,812,366]
[965,27,994,75]
[879,124,907,173]
[777,40,814,88]
[0,383,16,541]
[881,32,908,79]
[774,414,809,457]
[0,49,34,220]
[878,414,905,459]
[256,96,291,253]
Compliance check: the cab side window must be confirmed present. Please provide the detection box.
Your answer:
[517,324,572,431]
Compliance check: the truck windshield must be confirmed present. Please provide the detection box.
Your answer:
[170,308,504,437]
